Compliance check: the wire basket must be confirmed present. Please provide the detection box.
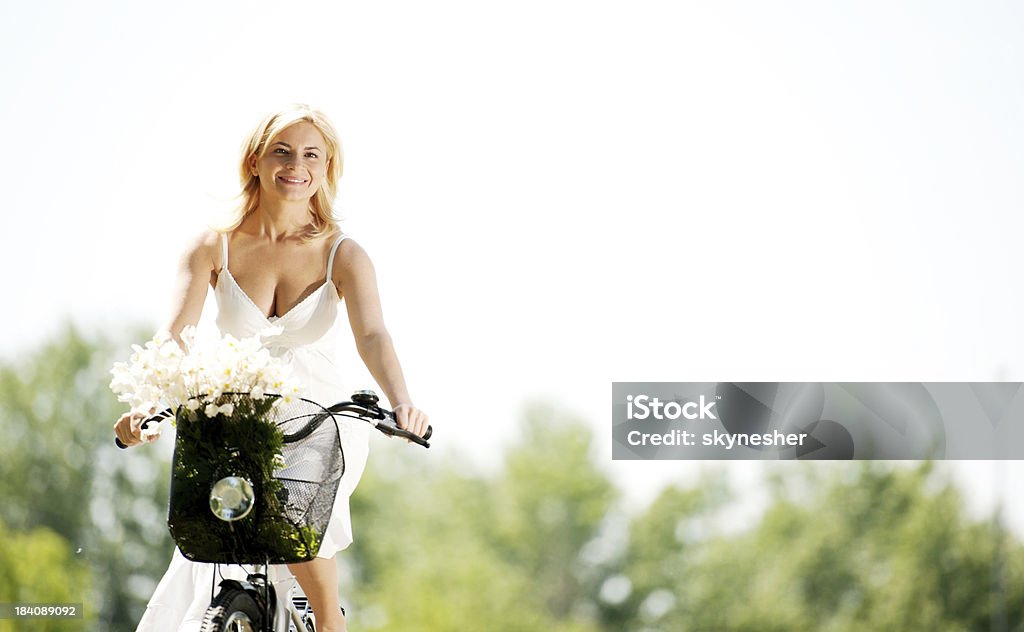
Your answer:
[167,393,345,564]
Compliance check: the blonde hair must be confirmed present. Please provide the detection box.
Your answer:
[216,104,344,241]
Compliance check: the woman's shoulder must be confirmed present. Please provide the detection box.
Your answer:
[334,234,369,263]
[179,228,224,271]
[329,235,375,282]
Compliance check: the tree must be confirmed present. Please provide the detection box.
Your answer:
[611,462,1024,631]
[4,326,1021,630]
[344,402,615,631]
[0,518,93,632]
[0,323,174,630]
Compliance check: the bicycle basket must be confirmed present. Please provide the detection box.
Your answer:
[167,393,345,564]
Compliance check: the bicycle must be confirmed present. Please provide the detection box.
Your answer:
[117,389,431,632]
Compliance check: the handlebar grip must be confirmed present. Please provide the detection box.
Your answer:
[115,431,148,449]
[114,410,171,449]
[115,418,151,450]
[376,413,432,448]
[385,408,431,441]
[395,427,431,448]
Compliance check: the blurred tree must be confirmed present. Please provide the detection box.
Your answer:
[489,403,619,619]
[598,475,728,629]
[344,402,615,631]
[3,327,1022,631]
[612,462,1024,632]
[0,517,93,631]
[0,323,173,631]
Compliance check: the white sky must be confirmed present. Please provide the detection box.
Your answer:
[1,1,1022,533]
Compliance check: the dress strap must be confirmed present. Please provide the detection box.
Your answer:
[220,232,230,272]
[325,233,348,281]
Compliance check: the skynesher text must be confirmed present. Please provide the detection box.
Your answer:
[627,429,808,449]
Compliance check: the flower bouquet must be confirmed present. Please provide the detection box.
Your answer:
[110,326,344,563]
[109,325,301,432]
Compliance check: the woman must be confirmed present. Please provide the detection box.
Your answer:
[113,104,429,632]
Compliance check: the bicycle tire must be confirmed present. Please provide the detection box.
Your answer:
[199,587,263,632]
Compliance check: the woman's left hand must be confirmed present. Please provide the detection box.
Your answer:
[393,403,430,438]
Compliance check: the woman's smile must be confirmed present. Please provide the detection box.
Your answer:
[277,175,309,185]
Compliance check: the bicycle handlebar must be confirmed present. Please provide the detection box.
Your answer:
[115,392,432,449]
[327,401,433,448]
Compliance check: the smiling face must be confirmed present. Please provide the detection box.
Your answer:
[250,121,329,204]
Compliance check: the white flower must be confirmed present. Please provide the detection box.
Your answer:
[109,328,306,421]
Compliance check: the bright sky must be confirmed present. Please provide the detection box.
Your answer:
[1,1,1022,532]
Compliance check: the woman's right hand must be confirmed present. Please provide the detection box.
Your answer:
[113,411,150,448]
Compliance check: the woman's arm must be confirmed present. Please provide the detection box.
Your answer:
[113,230,217,447]
[164,230,219,347]
[334,239,430,438]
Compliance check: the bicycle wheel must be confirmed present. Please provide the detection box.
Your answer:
[200,587,263,632]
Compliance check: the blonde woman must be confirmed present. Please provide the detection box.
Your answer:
[115,104,429,632]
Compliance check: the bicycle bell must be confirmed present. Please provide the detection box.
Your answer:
[352,390,380,406]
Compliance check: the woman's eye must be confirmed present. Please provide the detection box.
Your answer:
[274,148,288,154]
[306,153,319,159]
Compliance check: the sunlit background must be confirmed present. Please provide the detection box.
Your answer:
[1,1,1023,630]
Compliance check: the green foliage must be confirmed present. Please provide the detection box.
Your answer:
[612,463,1024,632]
[490,403,619,618]
[168,395,324,563]
[602,478,726,628]
[344,402,615,631]
[2,326,1022,631]
[0,518,93,631]
[0,322,174,630]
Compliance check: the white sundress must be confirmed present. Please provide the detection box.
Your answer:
[136,232,370,632]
